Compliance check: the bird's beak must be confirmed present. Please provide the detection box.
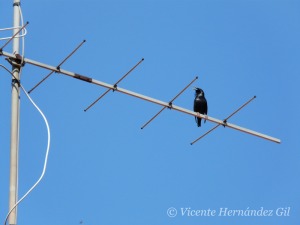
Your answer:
[193,87,197,90]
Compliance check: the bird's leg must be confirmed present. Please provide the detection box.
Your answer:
[113,84,118,92]
[204,114,208,122]
[196,112,206,118]
[223,119,227,128]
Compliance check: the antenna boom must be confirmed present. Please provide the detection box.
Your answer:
[0,51,281,144]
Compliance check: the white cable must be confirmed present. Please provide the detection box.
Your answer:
[0,64,51,225]
[0,27,27,41]
[1,76,51,225]
[0,27,26,32]
[0,5,27,42]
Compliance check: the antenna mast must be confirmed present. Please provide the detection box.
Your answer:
[8,0,21,224]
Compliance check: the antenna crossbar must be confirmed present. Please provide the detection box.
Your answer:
[84,58,144,112]
[0,51,281,144]
[141,76,198,129]
[190,95,256,145]
[28,40,86,93]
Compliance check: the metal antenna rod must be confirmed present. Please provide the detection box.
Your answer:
[8,1,21,224]
[57,40,86,69]
[224,96,256,122]
[113,58,144,86]
[190,95,256,145]
[141,76,198,129]
[0,21,28,52]
[190,124,219,145]
[0,51,281,143]
[84,58,144,112]
[28,40,86,94]
[169,76,198,103]
[84,88,110,112]
[141,107,165,129]
[0,65,18,80]
[27,71,55,94]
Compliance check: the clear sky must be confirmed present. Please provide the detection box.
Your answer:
[0,0,299,225]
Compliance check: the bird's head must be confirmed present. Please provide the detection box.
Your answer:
[193,87,205,96]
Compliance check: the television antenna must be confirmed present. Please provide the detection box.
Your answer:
[1,49,281,145]
[0,1,281,225]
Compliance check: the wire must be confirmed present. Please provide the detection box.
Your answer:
[0,4,27,44]
[1,64,52,225]
[0,26,27,41]
[4,86,51,225]
[0,6,27,42]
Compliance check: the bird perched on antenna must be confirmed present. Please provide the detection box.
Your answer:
[193,87,208,127]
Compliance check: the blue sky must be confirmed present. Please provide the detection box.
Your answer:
[0,0,299,225]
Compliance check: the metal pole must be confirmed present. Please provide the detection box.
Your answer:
[0,51,281,144]
[8,0,21,224]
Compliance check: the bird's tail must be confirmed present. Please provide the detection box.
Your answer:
[195,117,201,127]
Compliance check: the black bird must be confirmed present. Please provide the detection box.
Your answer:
[193,87,208,127]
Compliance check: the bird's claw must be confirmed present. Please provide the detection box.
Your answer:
[223,119,227,127]
[113,84,118,92]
